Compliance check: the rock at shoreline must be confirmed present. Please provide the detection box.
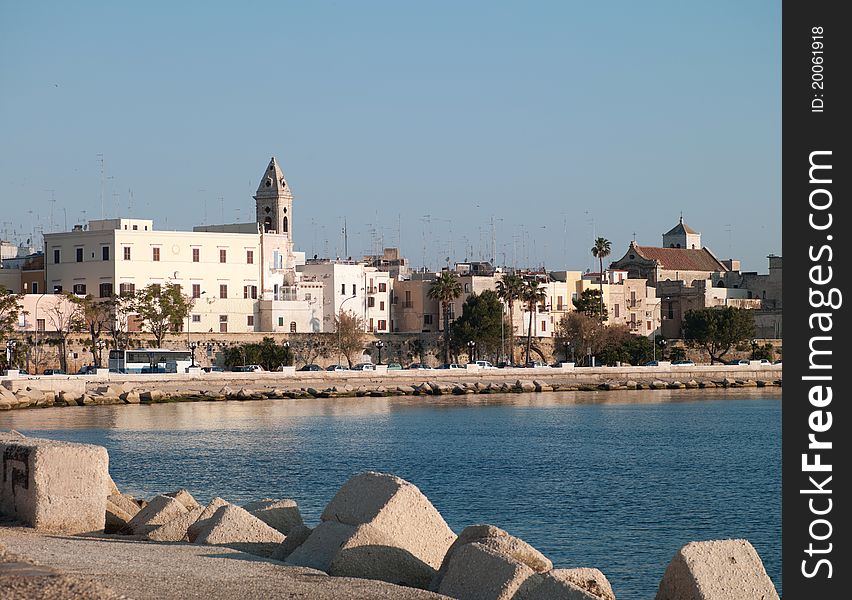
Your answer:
[120,390,141,403]
[193,504,286,558]
[147,507,204,542]
[139,389,165,403]
[432,524,552,592]
[165,489,201,511]
[123,495,188,536]
[243,499,305,536]
[655,539,779,600]
[105,501,134,535]
[288,472,457,588]
[437,541,537,600]
[107,494,140,520]
[517,568,615,600]
[187,497,231,542]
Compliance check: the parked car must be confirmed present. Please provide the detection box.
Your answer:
[16,369,29,375]
[475,360,497,369]
[231,364,264,372]
[386,363,403,370]
[351,362,376,371]
[76,365,97,375]
[407,363,432,370]
[758,358,771,365]
[497,362,522,369]
[201,365,225,373]
[326,364,348,371]
[671,360,696,366]
[643,360,660,367]
[524,361,547,368]
[43,368,66,375]
[436,363,465,370]
[726,359,750,366]
[298,364,323,372]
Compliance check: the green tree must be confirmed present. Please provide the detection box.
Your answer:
[223,337,293,370]
[133,283,193,348]
[0,286,23,346]
[495,273,524,363]
[428,271,462,364]
[451,290,504,362]
[591,237,612,323]
[682,307,757,364]
[521,279,547,365]
[573,289,608,321]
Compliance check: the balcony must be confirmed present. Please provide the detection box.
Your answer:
[367,286,378,294]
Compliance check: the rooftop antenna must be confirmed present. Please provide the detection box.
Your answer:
[46,189,56,233]
[343,217,348,258]
[112,191,120,219]
[97,153,105,220]
[490,216,497,265]
[219,196,224,223]
[128,188,134,217]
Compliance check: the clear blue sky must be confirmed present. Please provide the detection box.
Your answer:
[0,1,780,273]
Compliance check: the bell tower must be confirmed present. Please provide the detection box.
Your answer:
[254,157,293,236]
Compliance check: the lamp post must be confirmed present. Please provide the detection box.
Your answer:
[189,341,198,368]
[659,338,667,361]
[5,340,17,370]
[96,339,106,368]
[750,338,758,360]
[467,340,476,363]
[282,340,290,368]
[563,341,570,363]
[373,340,384,365]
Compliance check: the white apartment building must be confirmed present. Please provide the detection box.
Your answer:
[297,261,391,333]
[40,157,324,334]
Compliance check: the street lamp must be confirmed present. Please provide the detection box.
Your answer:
[96,339,106,368]
[659,338,667,361]
[5,340,17,369]
[282,340,290,368]
[467,340,476,363]
[562,341,570,363]
[373,340,384,365]
[189,341,198,368]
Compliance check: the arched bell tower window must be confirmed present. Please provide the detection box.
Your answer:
[282,216,288,233]
[264,217,272,232]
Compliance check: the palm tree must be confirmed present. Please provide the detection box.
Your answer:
[428,271,463,364]
[591,237,612,323]
[495,273,524,364]
[521,278,547,365]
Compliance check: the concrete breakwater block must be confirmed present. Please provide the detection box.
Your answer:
[243,498,305,536]
[123,495,188,536]
[0,433,109,534]
[432,524,552,591]
[519,568,616,600]
[187,497,231,542]
[147,506,204,542]
[655,539,779,600]
[193,504,286,558]
[437,542,537,600]
[287,471,456,588]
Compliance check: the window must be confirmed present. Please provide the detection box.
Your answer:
[557,295,563,310]
[378,319,387,331]
[368,318,374,332]
[36,318,45,331]
[102,246,110,261]
[541,320,546,332]
[630,290,637,307]
[219,315,228,333]
[247,315,254,327]
[132,224,138,230]
[53,249,60,264]
[352,284,356,295]
[424,314,433,325]
[76,247,83,262]
[192,314,201,323]
[192,248,200,262]
[192,284,201,298]
[614,304,620,318]
[52,284,62,293]
[647,320,652,330]
[31,282,38,294]
[219,284,228,298]
[378,282,387,292]
[246,250,254,264]
[99,282,113,298]
[73,283,86,295]
[278,317,284,327]
[289,321,297,333]
[367,297,375,307]
[119,283,135,296]
[283,216,288,233]
[123,247,131,260]
[305,293,311,301]
[219,249,227,263]
[379,301,385,311]
[152,247,160,262]
[341,284,346,295]
[243,285,257,299]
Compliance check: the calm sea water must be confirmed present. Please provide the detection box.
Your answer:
[1,389,781,599]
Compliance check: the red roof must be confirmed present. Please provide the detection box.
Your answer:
[632,245,727,272]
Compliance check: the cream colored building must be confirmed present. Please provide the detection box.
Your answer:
[297,260,391,333]
[40,157,324,334]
